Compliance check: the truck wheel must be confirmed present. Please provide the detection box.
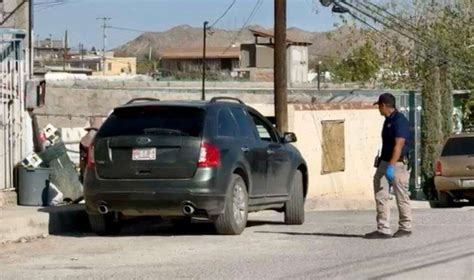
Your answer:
[214,174,248,235]
[89,213,121,236]
[284,170,305,225]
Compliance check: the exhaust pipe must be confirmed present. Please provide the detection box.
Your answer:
[183,204,195,216]
[98,203,109,215]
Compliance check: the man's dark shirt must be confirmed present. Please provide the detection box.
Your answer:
[381,110,410,161]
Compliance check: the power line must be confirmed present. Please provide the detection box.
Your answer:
[209,0,237,28]
[339,1,430,50]
[106,26,152,33]
[223,0,263,53]
[335,1,474,70]
[0,0,27,26]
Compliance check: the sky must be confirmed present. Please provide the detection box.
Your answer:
[34,0,340,50]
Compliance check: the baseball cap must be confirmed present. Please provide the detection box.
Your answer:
[373,93,396,107]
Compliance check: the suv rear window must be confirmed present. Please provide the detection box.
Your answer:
[441,137,474,156]
[96,106,204,138]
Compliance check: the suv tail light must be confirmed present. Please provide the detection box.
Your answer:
[87,145,95,169]
[435,160,442,176]
[198,143,220,168]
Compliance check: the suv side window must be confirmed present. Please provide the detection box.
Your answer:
[217,108,238,138]
[250,113,279,143]
[230,107,256,140]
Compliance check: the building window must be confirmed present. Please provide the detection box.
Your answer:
[321,120,345,174]
[108,63,112,71]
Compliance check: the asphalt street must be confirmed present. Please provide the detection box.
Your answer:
[1,208,473,280]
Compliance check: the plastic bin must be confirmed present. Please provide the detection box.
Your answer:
[17,167,52,206]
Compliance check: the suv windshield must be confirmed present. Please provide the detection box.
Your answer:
[441,137,474,156]
[96,106,204,138]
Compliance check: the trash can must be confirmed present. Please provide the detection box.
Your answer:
[38,142,67,163]
[17,166,52,206]
[38,141,83,202]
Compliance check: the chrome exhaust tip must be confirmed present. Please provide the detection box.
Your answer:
[98,203,109,215]
[183,204,195,216]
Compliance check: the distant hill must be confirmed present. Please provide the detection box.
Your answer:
[114,25,367,63]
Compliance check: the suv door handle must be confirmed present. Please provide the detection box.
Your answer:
[267,149,275,155]
[241,146,250,153]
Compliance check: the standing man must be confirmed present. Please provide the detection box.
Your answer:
[365,93,412,239]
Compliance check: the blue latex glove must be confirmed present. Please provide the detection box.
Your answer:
[386,165,395,182]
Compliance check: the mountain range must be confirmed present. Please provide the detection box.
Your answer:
[114,24,366,63]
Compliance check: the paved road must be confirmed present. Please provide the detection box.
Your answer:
[1,208,473,280]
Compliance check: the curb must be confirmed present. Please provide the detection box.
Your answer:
[0,204,89,244]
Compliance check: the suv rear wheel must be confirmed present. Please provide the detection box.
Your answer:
[284,170,305,225]
[214,174,248,235]
[89,213,121,236]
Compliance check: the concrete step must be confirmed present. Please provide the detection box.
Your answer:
[0,191,17,207]
[0,204,89,244]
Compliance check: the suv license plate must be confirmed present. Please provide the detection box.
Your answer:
[462,180,474,188]
[132,148,156,161]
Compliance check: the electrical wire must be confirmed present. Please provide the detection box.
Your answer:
[338,0,473,70]
[223,0,263,53]
[106,26,152,33]
[339,1,430,50]
[209,0,237,28]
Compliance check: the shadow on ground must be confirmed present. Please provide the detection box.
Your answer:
[37,205,289,237]
[255,230,365,238]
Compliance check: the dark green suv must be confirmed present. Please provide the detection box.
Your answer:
[84,97,308,235]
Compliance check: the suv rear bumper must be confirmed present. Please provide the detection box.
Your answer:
[84,167,227,217]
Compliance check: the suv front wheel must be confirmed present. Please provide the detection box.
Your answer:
[214,174,249,235]
[284,170,305,224]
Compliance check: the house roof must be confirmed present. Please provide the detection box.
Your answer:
[249,28,312,45]
[159,47,240,60]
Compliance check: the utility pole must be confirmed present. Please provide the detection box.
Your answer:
[317,60,321,91]
[274,0,288,132]
[63,30,68,71]
[79,43,84,68]
[28,0,33,78]
[202,21,209,101]
[96,17,111,75]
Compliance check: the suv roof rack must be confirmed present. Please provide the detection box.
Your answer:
[210,97,244,104]
[125,98,160,105]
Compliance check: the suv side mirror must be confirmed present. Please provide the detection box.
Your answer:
[283,132,297,143]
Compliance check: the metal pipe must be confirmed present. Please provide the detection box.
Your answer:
[183,204,195,216]
[98,203,109,215]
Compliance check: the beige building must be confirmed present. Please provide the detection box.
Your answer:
[101,56,137,76]
[159,47,240,74]
[66,54,137,76]
[239,29,311,84]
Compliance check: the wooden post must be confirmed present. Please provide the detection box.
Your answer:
[202,21,209,101]
[274,0,288,132]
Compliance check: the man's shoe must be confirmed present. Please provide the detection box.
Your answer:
[393,229,412,238]
[364,231,392,239]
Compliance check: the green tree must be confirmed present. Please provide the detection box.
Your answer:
[420,62,443,198]
[333,41,381,83]
[319,0,473,199]
[439,63,453,139]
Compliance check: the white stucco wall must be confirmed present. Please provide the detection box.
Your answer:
[248,103,385,209]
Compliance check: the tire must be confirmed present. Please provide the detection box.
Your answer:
[284,170,305,225]
[88,213,121,236]
[214,174,249,235]
[437,191,455,208]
